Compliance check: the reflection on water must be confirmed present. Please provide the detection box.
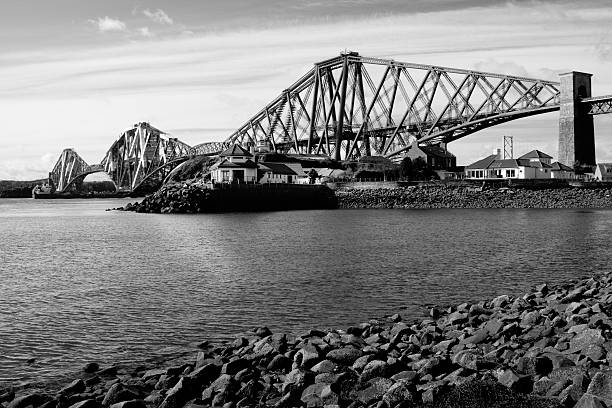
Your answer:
[1,198,611,386]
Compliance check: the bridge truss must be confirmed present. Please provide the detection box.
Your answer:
[582,95,612,115]
[101,123,192,191]
[50,123,193,193]
[226,52,561,161]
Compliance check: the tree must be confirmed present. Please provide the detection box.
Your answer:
[308,168,319,184]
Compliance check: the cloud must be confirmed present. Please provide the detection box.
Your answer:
[89,17,127,33]
[138,27,154,38]
[143,9,174,25]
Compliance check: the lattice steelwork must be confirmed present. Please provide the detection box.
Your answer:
[192,141,229,156]
[51,123,193,193]
[582,95,612,115]
[101,122,192,191]
[49,149,104,192]
[226,52,561,160]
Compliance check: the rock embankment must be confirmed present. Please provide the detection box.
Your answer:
[117,183,338,213]
[337,185,612,209]
[7,274,612,407]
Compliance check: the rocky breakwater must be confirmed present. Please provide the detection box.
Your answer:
[7,275,612,407]
[117,182,338,213]
[337,185,612,209]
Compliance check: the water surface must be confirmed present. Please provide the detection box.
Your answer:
[0,198,609,386]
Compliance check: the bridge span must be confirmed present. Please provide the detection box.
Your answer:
[49,52,612,193]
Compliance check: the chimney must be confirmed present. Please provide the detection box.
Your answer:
[493,148,501,159]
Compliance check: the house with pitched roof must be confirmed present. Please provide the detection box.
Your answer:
[258,162,301,183]
[465,149,573,180]
[210,145,258,183]
[405,143,457,169]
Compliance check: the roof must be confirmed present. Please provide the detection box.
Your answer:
[551,162,574,171]
[465,154,497,169]
[420,145,456,159]
[259,162,299,175]
[518,150,552,160]
[219,144,252,157]
[467,156,553,170]
[488,159,521,169]
[211,159,258,169]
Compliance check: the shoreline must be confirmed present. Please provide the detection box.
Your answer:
[114,182,612,213]
[5,272,612,407]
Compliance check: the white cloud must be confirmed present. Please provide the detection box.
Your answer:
[89,16,127,33]
[143,9,173,25]
[138,27,154,38]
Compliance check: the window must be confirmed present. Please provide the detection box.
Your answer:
[221,170,230,181]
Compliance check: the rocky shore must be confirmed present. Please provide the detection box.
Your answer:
[337,185,612,209]
[116,183,337,213]
[6,274,612,408]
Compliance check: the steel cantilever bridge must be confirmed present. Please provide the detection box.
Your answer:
[50,52,612,193]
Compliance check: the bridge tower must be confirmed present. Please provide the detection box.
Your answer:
[558,71,595,168]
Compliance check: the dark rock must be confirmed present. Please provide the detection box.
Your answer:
[68,400,99,408]
[108,401,146,408]
[584,371,612,405]
[221,358,249,376]
[267,354,292,372]
[326,347,362,366]
[360,360,388,382]
[60,380,86,396]
[7,394,44,408]
[83,363,100,374]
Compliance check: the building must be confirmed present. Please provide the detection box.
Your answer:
[258,162,301,183]
[594,163,612,181]
[405,143,457,169]
[465,149,573,180]
[550,162,575,179]
[210,145,258,183]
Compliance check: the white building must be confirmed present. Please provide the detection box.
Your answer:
[210,145,258,183]
[258,162,301,183]
[465,149,573,180]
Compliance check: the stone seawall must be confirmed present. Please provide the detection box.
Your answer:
[118,183,338,213]
[7,274,612,407]
[337,185,612,209]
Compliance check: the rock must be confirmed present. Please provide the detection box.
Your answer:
[255,327,273,337]
[102,384,141,407]
[382,382,414,407]
[575,394,608,408]
[295,344,320,368]
[221,358,250,375]
[60,379,86,396]
[326,347,362,366]
[360,360,388,382]
[68,400,99,408]
[142,369,165,380]
[7,394,44,408]
[571,329,605,352]
[83,363,100,373]
[452,350,482,371]
[108,401,146,408]
[188,363,220,386]
[352,377,393,405]
[311,360,336,374]
[585,371,612,404]
[282,369,310,394]
[300,383,327,407]
[496,369,533,393]
[267,354,292,372]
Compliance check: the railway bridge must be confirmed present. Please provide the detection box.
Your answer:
[49,52,612,193]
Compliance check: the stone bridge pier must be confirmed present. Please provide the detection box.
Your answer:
[558,71,596,168]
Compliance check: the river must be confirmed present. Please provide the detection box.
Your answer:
[0,198,610,387]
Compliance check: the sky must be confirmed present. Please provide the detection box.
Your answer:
[1,0,612,180]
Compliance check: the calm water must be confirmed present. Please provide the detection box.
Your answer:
[1,198,611,387]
